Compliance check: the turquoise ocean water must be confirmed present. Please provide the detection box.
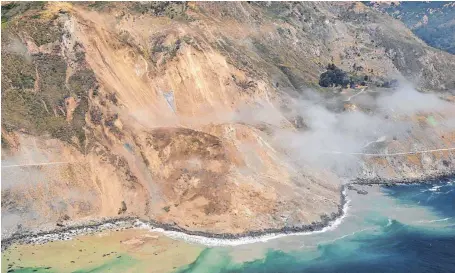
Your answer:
[177,179,455,273]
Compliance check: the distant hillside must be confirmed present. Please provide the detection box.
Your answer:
[368,2,455,54]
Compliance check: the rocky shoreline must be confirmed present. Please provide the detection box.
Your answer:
[353,171,455,186]
[1,185,347,251]
[2,172,454,251]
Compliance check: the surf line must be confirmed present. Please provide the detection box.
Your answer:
[2,190,351,248]
[143,190,351,247]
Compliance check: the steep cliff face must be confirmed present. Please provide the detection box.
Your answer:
[1,2,454,236]
[368,1,455,55]
[359,113,455,181]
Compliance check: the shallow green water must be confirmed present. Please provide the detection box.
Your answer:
[3,180,455,273]
[177,181,455,273]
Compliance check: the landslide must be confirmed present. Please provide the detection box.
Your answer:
[1,2,454,237]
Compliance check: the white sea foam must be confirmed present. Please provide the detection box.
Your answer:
[7,193,351,248]
[429,185,443,192]
[416,217,451,224]
[137,191,351,247]
[386,218,393,227]
[324,227,374,245]
[421,181,454,193]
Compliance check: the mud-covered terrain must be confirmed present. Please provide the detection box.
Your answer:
[2,2,455,239]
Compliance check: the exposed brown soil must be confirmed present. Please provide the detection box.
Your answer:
[2,2,455,238]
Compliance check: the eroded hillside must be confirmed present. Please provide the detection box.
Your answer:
[369,1,455,54]
[1,2,455,237]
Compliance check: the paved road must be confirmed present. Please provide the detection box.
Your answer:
[326,147,455,157]
[1,161,79,168]
[2,148,455,168]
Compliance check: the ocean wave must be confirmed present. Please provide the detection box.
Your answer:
[3,191,351,248]
[428,185,443,192]
[137,192,352,247]
[416,218,451,224]
[386,218,393,227]
[420,181,454,193]
[323,227,374,245]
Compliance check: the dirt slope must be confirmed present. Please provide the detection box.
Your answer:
[1,2,454,236]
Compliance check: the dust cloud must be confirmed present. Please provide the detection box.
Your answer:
[4,37,32,62]
[232,83,454,178]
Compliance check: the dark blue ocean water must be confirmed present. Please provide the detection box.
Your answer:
[178,181,455,273]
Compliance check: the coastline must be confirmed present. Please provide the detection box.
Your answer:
[353,171,455,186]
[2,172,454,250]
[1,186,348,250]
